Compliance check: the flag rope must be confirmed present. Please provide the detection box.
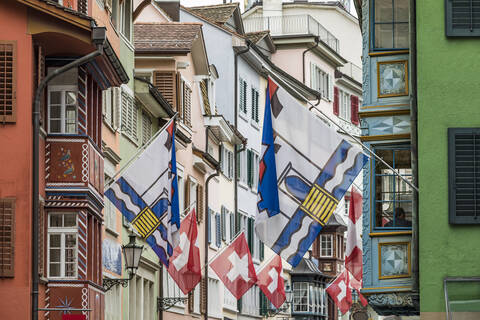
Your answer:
[259,64,418,193]
[104,114,178,190]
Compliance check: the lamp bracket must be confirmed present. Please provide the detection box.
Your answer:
[157,297,189,311]
[102,274,133,292]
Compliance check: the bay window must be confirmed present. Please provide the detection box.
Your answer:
[48,212,77,278]
[373,0,409,50]
[48,87,77,134]
[320,234,333,257]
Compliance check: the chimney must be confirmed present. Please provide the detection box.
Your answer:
[155,0,180,21]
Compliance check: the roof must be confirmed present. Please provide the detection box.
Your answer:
[290,258,325,276]
[189,3,238,25]
[245,31,270,44]
[327,212,347,227]
[134,23,202,52]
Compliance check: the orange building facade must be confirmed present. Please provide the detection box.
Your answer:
[0,0,127,319]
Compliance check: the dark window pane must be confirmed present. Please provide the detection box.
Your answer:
[375,24,394,48]
[394,23,410,48]
[394,0,409,21]
[375,0,393,22]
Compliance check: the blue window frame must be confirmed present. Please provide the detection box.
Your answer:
[373,145,412,230]
[372,0,409,50]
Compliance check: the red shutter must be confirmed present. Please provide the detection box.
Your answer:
[0,198,15,277]
[351,95,359,125]
[0,41,16,123]
[333,86,339,116]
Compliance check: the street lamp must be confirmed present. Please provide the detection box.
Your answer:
[103,234,144,292]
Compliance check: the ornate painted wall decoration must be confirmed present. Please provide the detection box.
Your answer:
[377,60,408,98]
[102,238,122,275]
[57,148,76,179]
[379,242,411,279]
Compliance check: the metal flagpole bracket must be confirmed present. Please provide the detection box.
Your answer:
[157,297,189,311]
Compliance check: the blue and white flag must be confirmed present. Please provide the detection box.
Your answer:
[256,78,367,267]
[105,120,180,267]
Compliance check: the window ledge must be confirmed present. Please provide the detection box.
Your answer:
[238,182,249,191]
[250,120,260,131]
[105,226,119,238]
[238,111,249,122]
[368,230,412,237]
[121,131,139,146]
[120,33,135,52]
[103,119,117,134]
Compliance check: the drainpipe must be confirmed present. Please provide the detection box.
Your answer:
[204,168,219,320]
[302,36,320,85]
[233,42,251,236]
[31,27,107,320]
[409,0,419,295]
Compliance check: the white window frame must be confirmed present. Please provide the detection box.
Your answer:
[47,212,78,279]
[310,64,332,101]
[239,78,248,117]
[320,234,333,258]
[339,89,351,121]
[48,85,78,134]
[177,164,185,217]
[252,151,259,191]
[120,88,138,142]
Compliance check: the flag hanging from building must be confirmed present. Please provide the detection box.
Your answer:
[210,232,257,300]
[168,209,201,294]
[105,119,180,267]
[326,270,353,315]
[256,77,368,267]
[256,254,286,309]
[345,188,368,306]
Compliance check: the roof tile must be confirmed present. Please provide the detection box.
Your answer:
[189,3,238,25]
[134,23,202,52]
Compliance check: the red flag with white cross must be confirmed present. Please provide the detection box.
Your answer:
[167,209,201,294]
[256,255,286,309]
[210,232,257,300]
[326,270,352,315]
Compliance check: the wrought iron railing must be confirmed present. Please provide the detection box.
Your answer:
[244,14,339,53]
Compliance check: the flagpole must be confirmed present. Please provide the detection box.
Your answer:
[261,66,418,193]
[104,114,178,190]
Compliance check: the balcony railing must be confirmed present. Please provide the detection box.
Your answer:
[338,62,362,84]
[244,14,339,53]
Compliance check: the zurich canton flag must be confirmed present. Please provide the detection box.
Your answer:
[256,78,367,267]
[106,120,180,267]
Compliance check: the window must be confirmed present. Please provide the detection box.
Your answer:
[153,71,177,107]
[373,0,409,49]
[102,87,120,130]
[105,281,121,320]
[310,64,332,101]
[339,89,350,121]
[251,87,259,123]
[446,0,480,36]
[48,212,77,278]
[177,165,185,216]
[293,282,308,312]
[247,149,259,190]
[215,213,221,248]
[48,87,77,134]
[221,206,229,242]
[221,146,234,179]
[208,278,223,317]
[0,198,15,277]
[181,80,192,127]
[374,145,412,229]
[237,150,248,185]
[163,268,186,308]
[448,128,480,224]
[293,282,326,315]
[320,234,332,257]
[120,0,132,41]
[239,78,248,115]
[121,90,137,141]
[132,273,156,320]
[141,111,152,145]
[0,41,16,123]
[336,235,344,259]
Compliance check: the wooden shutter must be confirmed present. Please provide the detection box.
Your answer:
[153,71,177,107]
[259,240,264,261]
[221,208,226,241]
[247,217,254,255]
[239,78,245,113]
[196,185,203,222]
[229,212,235,240]
[351,95,359,125]
[247,150,253,187]
[0,41,16,123]
[446,0,480,36]
[184,176,190,212]
[188,290,194,313]
[34,45,45,127]
[215,213,221,247]
[251,88,255,121]
[255,90,259,122]
[333,86,339,116]
[200,79,211,115]
[207,209,212,244]
[200,277,207,314]
[112,87,121,130]
[183,84,192,127]
[0,198,15,277]
[448,128,480,224]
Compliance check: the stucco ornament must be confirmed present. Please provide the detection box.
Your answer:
[368,293,416,307]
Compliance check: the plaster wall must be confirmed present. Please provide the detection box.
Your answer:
[0,2,33,319]
[417,0,480,314]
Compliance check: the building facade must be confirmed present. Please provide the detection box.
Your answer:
[355,0,419,317]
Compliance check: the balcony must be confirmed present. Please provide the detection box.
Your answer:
[244,14,339,53]
[45,135,104,200]
[338,62,362,85]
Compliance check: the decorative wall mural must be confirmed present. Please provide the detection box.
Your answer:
[102,238,122,275]
[379,242,410,279]
[57,148,76,179]
[377,60,408,98]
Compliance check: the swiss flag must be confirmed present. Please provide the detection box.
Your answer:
[167,209,201,294]
[256,255,286,309]
[326,270,352,315]
[210,232,257,299]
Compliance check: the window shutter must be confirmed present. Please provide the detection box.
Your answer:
[196,185,203,222]
[255,90,259,122]
[131,100,138,140]
[446,0,480,36]
[0,41,16,123]
[0,198,15,277]
[183,84,192,127]
[310,62,316,90]
[188,290,194,313]
[176,73,183,118]
[153,71,177,107]
[236,151,241,180]
[259,240,264,261]
[251,88,256,121]
[333,86,339,116]
[228,151,233,179]
[215,213,221,248]
[221,209,226,241]
[328,74,334,101]
[448,128,480,224]
[35,45,45,127]
[112,87,121,130]
[184,176,190,213]
[239,78,245,114]
[229,212,235,241]
[200,277,206,314]
[247,217,253,255]
[219,145,224,173]
[207,209,212,244]
[38,200,45,277]
[351,95,359,125]
[200,79,211,115]
[247,150,253,188]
